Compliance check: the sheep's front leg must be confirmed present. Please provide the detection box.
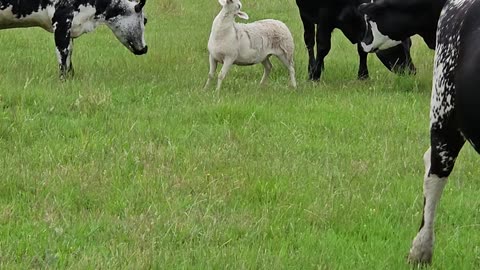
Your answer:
[260,58,272,85]
[52,8,74,80]
[216,59,234,91]
[204,54,217,89]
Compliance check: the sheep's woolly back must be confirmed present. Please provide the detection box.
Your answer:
[236,19,295,62]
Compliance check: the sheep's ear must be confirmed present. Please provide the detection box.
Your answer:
[218,0,227,6]
[236,11,249,20]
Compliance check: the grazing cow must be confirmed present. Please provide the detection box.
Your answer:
[359,0,480,265]
[0,0,149,79]
[295,0,416,81]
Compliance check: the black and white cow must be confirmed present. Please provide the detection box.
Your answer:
[359,0,479,265]
[295,0,416,81]
[0,0,148,79]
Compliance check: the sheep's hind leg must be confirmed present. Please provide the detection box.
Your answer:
[204,54,218,89]
[216,59,234,91]
[260,58,272,86]
[276,54,297,88]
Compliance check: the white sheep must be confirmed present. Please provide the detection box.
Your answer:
[205,0,297,90]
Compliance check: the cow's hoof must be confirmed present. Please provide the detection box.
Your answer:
[407,65,417,75]
[68,67,75,78]
[358,74,369,80]
[309,74,321,82]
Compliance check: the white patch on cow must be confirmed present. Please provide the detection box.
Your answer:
[55,47,62,65]
[0,5,55,32]
[408,148,448,263]
[361,21,402,53]
[429,0,471,129]
[71,5,102,38]
[451,0,467,7]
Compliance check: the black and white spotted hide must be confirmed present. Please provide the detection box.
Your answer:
[409,0,480,264]
[359,0,480,265]
[0,0,148,79]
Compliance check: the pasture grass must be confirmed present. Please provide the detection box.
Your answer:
[0,0,479,268]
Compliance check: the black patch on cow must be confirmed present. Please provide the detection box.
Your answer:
[0,0,128,19]
[0,0,51,18]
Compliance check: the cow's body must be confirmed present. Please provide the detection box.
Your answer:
[0,1,104,34]
[0,0,148,78]
[359,0,480,265]
[295,0,415,81]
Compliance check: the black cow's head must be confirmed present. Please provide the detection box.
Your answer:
[357,0,432,52]
[106,0,148,55]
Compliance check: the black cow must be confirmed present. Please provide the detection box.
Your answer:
[359,0,479,265]
[0,0,149,79]
[295,0,416,81]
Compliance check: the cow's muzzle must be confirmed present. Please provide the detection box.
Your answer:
[133,46,148,55]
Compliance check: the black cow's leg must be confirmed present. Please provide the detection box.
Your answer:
[68,39,74,77]
[300,15,316,80]
[375,38,416,75]
[408,127,465,265]
[313,25,332,81]
[357,43,369,79]
[53,9,74,80]
[402,38,416,75]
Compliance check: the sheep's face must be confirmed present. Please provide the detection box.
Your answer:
[218,0,249,20]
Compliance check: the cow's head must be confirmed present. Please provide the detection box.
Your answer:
[218,0,249,20]
[106,0,148,55]
[358,0,422,52]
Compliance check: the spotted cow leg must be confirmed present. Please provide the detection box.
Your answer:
[408,128,465,265]
[53,9,74,80]
[357,43,369,80]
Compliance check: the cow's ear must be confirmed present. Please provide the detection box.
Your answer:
[135,0,146,13]
[218,0,227,6]
[358,2,383,16]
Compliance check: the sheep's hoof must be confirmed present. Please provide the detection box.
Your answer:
[407,249,432,266]
[407,235,433,266]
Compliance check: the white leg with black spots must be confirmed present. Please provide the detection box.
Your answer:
[408,148,448,265]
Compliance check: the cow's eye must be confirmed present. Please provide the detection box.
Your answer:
[144,17,148,25]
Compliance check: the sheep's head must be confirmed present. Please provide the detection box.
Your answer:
[218,0,249,20]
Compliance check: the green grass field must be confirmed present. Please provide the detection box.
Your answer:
[1,0,479,268]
